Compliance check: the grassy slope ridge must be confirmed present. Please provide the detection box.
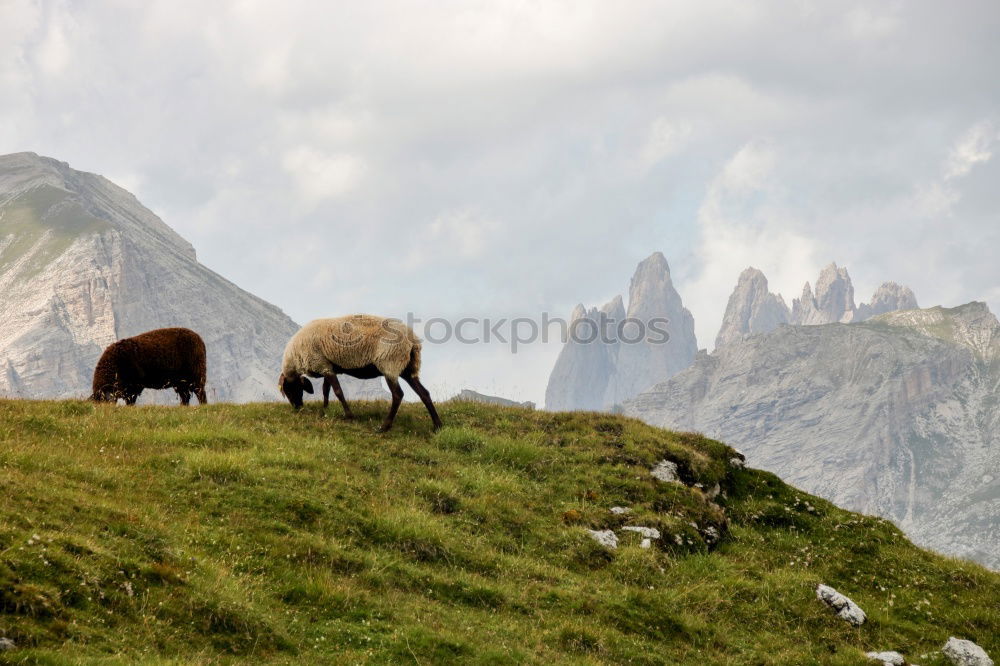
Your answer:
[0,400,997,665]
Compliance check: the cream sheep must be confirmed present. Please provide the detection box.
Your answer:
[278,315,442,432]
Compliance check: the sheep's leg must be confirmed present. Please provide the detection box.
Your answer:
[177,388,191,406]
[378,377,404,432]
[324,374,354,419]
[195,386,208,405]
[403,375,442,430]
[125,389,140,406]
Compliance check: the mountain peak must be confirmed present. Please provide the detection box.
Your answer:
[857,282,919,320]
[0,152,196,262]
[0,153,321,403]
[546,252,697,410]
[715,267,790,348]
[791,263,856,325]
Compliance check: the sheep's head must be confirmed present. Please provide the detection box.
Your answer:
[90,388,116,402]
[278,373,313,409]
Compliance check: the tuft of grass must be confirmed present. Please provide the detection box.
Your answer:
[0,398,996,664]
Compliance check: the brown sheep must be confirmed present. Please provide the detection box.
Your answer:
[91,327,207,405]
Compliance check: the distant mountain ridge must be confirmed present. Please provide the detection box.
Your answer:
[716,263,919,347]
[625,301,1000,568]
[0,152,380,402]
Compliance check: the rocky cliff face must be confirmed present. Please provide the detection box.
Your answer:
[0,152,381,402]
[715,267,790,348]
[544,253,697,410]
[790,262,858,325]
[789,263,919,327]
[716,265,917,348]
[625,302,1000,568]
[856,282,920,321]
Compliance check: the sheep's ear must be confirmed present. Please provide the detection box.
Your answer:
[301,377,314,394]
[278,374,286,397]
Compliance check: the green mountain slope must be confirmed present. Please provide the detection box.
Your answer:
[0,400,997,664]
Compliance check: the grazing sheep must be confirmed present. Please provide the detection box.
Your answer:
[91,327,208,405]
[279,315,442,432]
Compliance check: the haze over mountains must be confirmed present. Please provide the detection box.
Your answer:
[626,302,1000,568]
[0,152,380,402]
[545,257,922,412]
[544,252,697,412]
[544,252,997,568]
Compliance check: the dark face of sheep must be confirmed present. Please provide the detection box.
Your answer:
[278,374,313,409]
[91,388,115,402]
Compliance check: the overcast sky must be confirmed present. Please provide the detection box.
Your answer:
[2,1,999,404]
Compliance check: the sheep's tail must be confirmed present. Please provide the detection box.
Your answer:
[406,330,422,378]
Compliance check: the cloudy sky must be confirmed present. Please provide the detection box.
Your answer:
[2,0,998,404]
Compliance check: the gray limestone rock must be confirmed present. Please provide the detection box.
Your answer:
[625,302,1000,568]
[452,389,535,409]
[651,460,680,483]
[815,584,867,626]
[856,282,919,321]
[544,252,696,410]
[715,267,790,348]
[791,263,857,325]
[587,529,618,549]
[942,637,993,666]
[866,651,905,666]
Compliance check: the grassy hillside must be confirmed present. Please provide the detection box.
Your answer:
[0,399,997,664]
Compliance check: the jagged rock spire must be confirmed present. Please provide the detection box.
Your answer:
[715,267,790,348]
[856,282,919,321]
[545,252,697,410]
[791,262,857,325]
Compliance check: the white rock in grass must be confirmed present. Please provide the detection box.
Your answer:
[640,538,652,549]
[587,529,618,549]
[609,506,632,515]
[866,651,905,666]
[0,638,14,651]
[651,460,680,483]
[621,526,661,540]
[815,584,867,626]
[943,637,994,666]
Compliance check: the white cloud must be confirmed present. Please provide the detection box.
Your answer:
[405,207,500,269]
[638,117,693,170]
[944,120,998,181]
[682,141,819,348]
[281,147,366,205]
[4,1,1000,400]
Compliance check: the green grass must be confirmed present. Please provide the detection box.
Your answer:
[0,184,110,277]
[0,399,997,664]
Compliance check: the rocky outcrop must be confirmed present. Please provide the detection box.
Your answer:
[791,262,858,325]
[545,253,697,410]
[718,266,916,347]
[544,297,624,411]
[610,252,697,403]
[816,584,867,626]
[715,267,790,348]
[453,389,535,409]
[625,302,1000,568]
[0,152,381,402]
[790,263,917,326]
[865,651,905,665]
[857,282,919,321]
[943,637,994,666]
